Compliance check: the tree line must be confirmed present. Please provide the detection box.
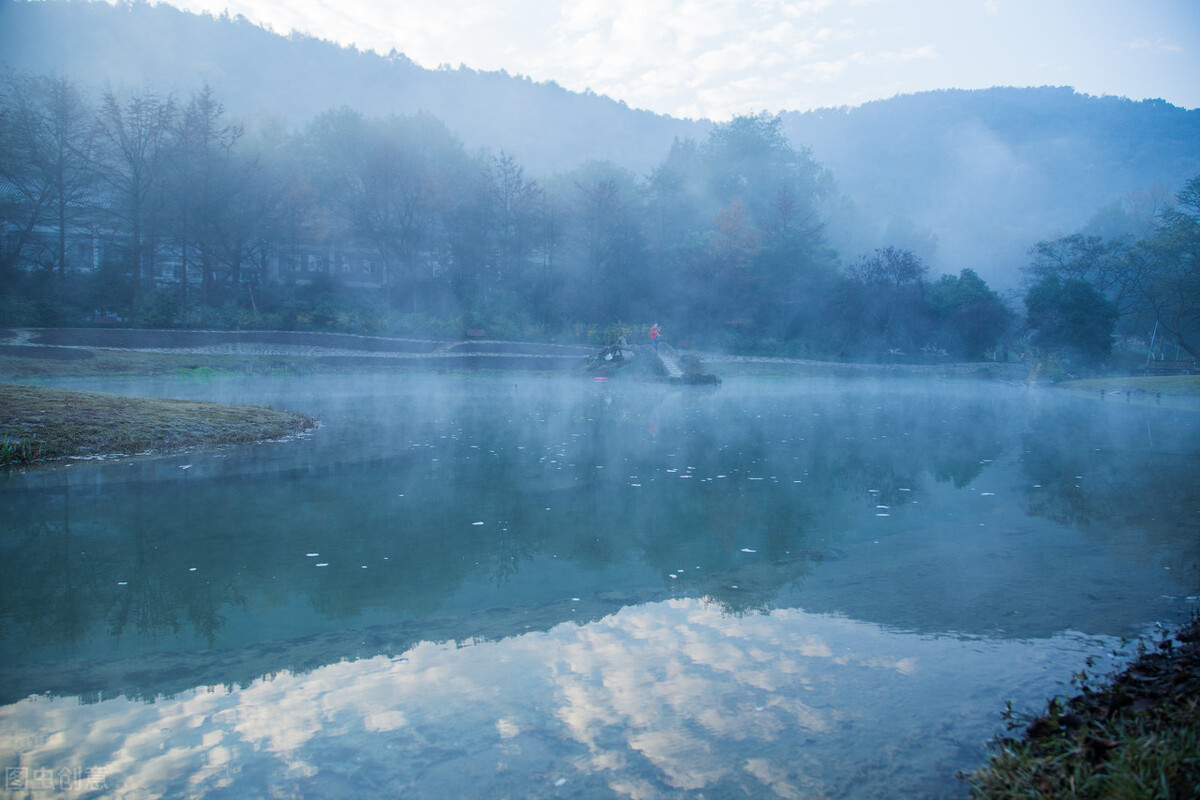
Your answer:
[1,70,1195,366]
[1022,178,1200,366]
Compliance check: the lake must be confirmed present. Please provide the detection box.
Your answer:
[2,374,1198,798]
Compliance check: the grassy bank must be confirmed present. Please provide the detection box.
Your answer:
[1060,375,1200,396]
[0,383,317,467]
[0,347,322,380]
[964,616,1200,799]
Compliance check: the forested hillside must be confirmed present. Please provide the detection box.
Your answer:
[786,88,1200,286]
[1,0,1198,367]
[3,1,1198,289]
[0,0,704,176]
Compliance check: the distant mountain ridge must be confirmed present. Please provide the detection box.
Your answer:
[0,0,708,175]
[3,0,1199,286]
[783,88,1200,285]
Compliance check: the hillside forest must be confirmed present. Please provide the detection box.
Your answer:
[1,68,1198,368]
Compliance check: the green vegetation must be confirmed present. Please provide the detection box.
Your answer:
[964,616,1200,799]
[1060,376,1200,396]
[2,3,1198,373]
[0,383,316,467]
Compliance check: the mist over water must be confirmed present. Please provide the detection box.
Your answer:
[2,374,1198,797]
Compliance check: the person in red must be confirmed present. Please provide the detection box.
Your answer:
[650,323,660,351]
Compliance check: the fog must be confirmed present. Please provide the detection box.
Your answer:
[3,3,1200,795]
[3,370,1198,796]
[3,3,1198,302]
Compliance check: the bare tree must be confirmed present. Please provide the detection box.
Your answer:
[94,86,177,304]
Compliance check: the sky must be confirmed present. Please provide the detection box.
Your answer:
[141,0,1199,120]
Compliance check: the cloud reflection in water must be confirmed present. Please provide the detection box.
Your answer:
[0,598,1117,799]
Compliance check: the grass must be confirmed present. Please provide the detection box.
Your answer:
[1060,375,1200,396]
[963,616,1200,799]
[0,348,310,379]
[0,383,317,467]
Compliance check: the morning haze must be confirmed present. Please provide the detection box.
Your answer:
[1,1,1199,798]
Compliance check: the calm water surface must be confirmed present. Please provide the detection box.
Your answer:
[2,374,1198,798]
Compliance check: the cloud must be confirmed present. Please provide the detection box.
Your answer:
[1129,37,1183,54]
[0,599,1128,798]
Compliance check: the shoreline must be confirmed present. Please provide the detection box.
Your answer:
[963,614,1200,798]
[3,328,1198,794]
[0,383,317,469]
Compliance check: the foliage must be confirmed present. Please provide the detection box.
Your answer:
[929,269,1014,359]
[0,67,1050,363]
[1025,276,1119,366]
[1025,177,1200,363]
[963,616,1200,800]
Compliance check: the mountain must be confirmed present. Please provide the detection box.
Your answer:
[3,0,1199,287]
[0,0,707,176]
[785,88,1200,287]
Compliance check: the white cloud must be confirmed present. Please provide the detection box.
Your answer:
[1129,37,1183,53]
[117,0,1200,119]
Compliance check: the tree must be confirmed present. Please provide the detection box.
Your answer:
[839,247,931,356]
[94,86,177,305]
[0,73,97,288]
[1024,276,1119,364]
[488,151,542,308]
[1134,175,1200,357]
[564,161,646,323]
[1026,233,1141,318]
[170,83,244,309]
[928,268,1013,359]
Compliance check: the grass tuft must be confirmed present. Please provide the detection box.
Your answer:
[963,616,1200,799]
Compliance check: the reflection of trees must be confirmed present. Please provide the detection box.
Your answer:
[8,379,1142,703]
[5,482,98,648]
[1020,404,1200,557]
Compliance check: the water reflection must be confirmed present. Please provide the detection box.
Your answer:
[2,378,1198,699]
[1,375,1198,796]
[0,599,1123,799]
